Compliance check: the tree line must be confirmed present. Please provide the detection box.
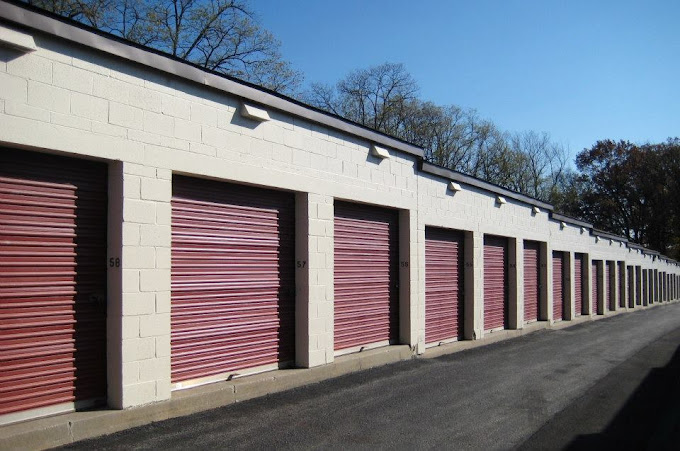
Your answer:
[21,1,680,259]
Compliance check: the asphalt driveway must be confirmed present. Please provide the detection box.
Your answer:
[58,304,680,450]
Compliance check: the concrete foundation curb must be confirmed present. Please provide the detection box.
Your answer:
[0,301,677,450]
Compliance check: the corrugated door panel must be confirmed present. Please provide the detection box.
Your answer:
[619,264,626,308]
[552,252,564,321]
[605,263,611,310]
[171,176,295,384]
[0,149,107,416]
[627,267,634,308]
[484,236,507,331]
[592,262,599,314]
[574,254,584,315]
[425,227,463,344]
[523,241,540,322]
[636,268,642,305]
[642,270,648,304]
[334,202,398,351]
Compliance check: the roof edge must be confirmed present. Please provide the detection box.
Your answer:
[550,212,592,229]
[420,161,554,210]
[0,1,424,158]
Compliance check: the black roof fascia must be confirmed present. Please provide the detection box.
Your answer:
[550,212,592,229]
[420,161,553,210]
[592,229,628,243]
[0,1,424,159]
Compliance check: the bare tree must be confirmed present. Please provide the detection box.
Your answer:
[24,0,303,94]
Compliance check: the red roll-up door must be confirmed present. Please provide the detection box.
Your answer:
[334,202,398,352]
[636,268,642,305]
[425,227,463,344]
[627,266,634,308]
[592,262,599,314]
[574,254,584,316]
[484,235,507,331]
[619,263,626,308]
[171,176,295,384]
[605,262,612,310]
[0,149,107,417]
[523,241,540,322]
[552,252,564,321]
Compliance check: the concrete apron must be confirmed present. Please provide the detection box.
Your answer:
[0,300,675,451]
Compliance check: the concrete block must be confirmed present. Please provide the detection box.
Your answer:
[139,357,170,382]
[155,247,171,270]
[122,246,155,270]
[191,103,217,126]
[50,112,91,131]
[139,313,170,337]
[143,110,174,137]
[155,203,171,226]
[156,379,172,401]
[201,125,229,148]
[128,84,162,112]
[121,316,140,339]
[5,101,50,122]
[139,224,170,247]
[122,381,156,408]
[121,292,156,315]
[155,335,171,357]
[7,53,52,83]
[53,62,94,94]
[121,337,155,363]
[122,269,140,293]
[156,291,171,313]
[162,95,190,120]
[174,118,201,142]
[123,199,156,224]
[109,101,143,129]
[92,121,127,138]
[191,142,218,156]
[140,178,171,202]
[122,361,139,385]
[139,269,171,292]
[93,76,130,104]
[28,81,69,113]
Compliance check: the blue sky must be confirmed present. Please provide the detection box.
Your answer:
[256,0,679,164]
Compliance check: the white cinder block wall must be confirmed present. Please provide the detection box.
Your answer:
[0,4,678,416]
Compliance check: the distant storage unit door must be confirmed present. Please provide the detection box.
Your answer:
[523,241,540,322]
[334,202,398,352]
[642,270,648,304]
[484,236,508,331]
[591,262,599,314]
[574,254,584,316]
[171,176,295,385]
[0,149,107,418]
[552,252,564,321]
[619,264,626,308]
[603,262,612,310]
[627,267,634,308]
[425,227,463,344]
[636,269,642,305]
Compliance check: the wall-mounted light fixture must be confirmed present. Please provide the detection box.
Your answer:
[240,102,270,122]
[560,221,567,230]
[596,236,601,243]
[580,227,587,234]
[496,196,507,205]
[532,206,540,214]
[370,144,390,159]
[0,25,37,52]
[448,182,462,192]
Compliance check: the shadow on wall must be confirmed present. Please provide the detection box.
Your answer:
[565,344,680,450]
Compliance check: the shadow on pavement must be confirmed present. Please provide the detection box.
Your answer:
[565,344,680,450]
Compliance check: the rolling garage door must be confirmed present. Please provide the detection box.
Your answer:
[619,263,626,308]
[425,227,463,344]
[642,270,648,305]
[605,262,613,310]
[592,261,599,314]
[552,252,564,321]
[636,267,642,305]
[523,241,540,322]
[574,254,584,315]
[334,202,398,352]
[171,176,295,385]
[484,235,507,331]
[0,149,107,418]
[627,266,634,308]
